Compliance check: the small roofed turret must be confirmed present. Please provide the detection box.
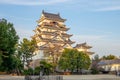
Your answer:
[74,42,94,55]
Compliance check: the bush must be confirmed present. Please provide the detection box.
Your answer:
[34,67,40,75]
[91,68,99,74]
[23,68,33,75]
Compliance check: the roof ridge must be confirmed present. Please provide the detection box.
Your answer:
[42,11,59,16]
[41,10,66,22]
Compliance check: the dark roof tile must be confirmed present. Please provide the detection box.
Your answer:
[98,59,120,65]
[42,11,66,22]
[74,42,92,48]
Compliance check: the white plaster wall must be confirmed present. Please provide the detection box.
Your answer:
[32,50,44,60]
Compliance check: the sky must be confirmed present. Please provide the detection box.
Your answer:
[0,0,120,57]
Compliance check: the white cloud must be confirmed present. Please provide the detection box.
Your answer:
[71,0,120,11]
[0,0,68,5]
[91,0,120,11]
[95,6,120,11]
[1,0,120,11]
[70,34,106,51]
[71,34,106,43]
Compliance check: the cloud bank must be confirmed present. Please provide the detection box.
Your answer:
[70,0,120,11]
[95,6,120,11]
[0,0,120,11]
[0,0,68,5]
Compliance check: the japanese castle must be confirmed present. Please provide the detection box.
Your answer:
[32,11,94,63]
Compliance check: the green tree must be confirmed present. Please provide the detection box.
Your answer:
[34,66,41,75]
[18,38,36,68]
[58,48,72,72]
[101,54,117,60]
[91,54,100,74]
[74,51,91,73]
[0,18,19,73]
[0,52,3,66]
[40,60,54,75]
[58,48,91,73]
[12,53,24,75]
[93,54,100,61]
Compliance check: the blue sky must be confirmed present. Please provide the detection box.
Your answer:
[0,0,120,57]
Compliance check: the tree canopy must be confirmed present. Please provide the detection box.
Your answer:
[58,48,91,73]
[40,60,54,75]
[101,54,118,60]
[0,18,19,72]
[17,38,36,68]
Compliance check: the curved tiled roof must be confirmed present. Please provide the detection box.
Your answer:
[42,11,66,22]
[74,42,92,49]
[98,59,120,65]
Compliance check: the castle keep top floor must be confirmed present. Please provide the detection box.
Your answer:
[37,11,66,25]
